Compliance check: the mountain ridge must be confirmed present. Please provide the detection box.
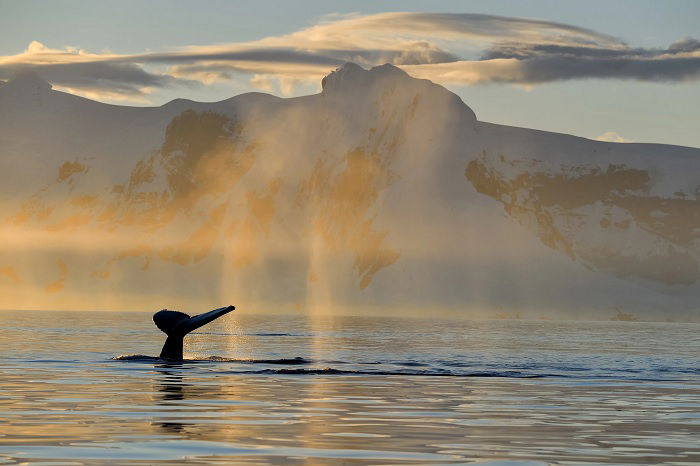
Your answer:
[5,64,697,150]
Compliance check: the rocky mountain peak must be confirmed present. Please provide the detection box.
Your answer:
[321,62,410,93]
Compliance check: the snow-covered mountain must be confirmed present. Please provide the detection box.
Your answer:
[1,63,699,320]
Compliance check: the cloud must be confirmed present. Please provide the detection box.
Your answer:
[595,132,631,143]
[0,41,197,101]
[474,37,700,84]
[249,74,274,92]
[303,12,621,47]
[1,13,699,101]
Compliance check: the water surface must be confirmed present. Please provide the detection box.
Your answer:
[1,311,699,464]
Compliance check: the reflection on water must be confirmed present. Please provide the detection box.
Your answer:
[156,367,189,433]
[1,311,699,464]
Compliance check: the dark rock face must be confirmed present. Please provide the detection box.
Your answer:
[466,154,700,285]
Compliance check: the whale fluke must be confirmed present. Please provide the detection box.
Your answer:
[153,305,235,360]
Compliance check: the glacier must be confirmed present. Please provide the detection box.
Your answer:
[1,63,698,320]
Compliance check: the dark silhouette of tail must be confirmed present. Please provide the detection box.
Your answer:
[153,305,235,360]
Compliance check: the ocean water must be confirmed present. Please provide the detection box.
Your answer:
[1,310,699,465]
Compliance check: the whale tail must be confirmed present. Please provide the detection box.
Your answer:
[153,305,235,360]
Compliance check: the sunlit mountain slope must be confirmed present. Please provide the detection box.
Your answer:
[1,64,698,320]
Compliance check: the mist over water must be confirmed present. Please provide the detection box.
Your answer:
[2,65,700,320]
[1,310,700,464]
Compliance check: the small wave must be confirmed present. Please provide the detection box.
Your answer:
[229,367,545,378]
[112,355,312,365]
[204,356,311,365]
[392,361,430,367]
[27,359,76,364]
[113,354,161,361]
[106,358,680,380]
[191,332,306,337]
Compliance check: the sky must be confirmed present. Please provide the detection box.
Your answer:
[1,0,699,147]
